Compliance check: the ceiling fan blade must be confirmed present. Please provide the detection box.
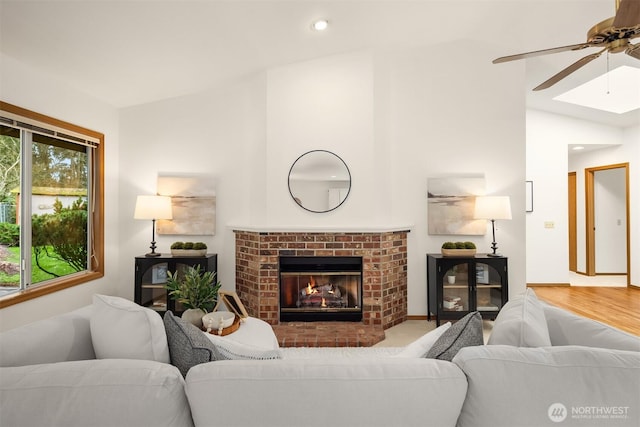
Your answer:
[533,49,606,91]
[613,0,640,30]
[493,43,593,64]
[626,42,640,59]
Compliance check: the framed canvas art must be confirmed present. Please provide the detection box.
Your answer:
[427,175,486,235]
[156,173,216,235]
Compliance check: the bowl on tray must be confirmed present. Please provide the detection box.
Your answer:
[202,311,235,331]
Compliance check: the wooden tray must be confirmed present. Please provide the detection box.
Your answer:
[205,314,241,336]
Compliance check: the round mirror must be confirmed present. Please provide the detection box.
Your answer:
[288,150,351,213]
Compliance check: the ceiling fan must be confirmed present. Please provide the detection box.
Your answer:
[493,0,640,91]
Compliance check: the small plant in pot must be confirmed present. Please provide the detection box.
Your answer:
[171,241,208,256]
[441,241,476,257]
[165,265,221,328]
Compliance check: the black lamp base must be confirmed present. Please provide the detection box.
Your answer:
[487,221,503,257]
[144,219,161,257]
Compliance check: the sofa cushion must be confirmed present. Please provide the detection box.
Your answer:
[186,358,468,427]
[0,305,95,367]
[0,359,193,427]
[453,345,640,427]
[487,288,551,347]
[393,322,451,358]
[164,311,217,377]
[543,303,640,351]
[90,294,170,363]
[425,311,483,361]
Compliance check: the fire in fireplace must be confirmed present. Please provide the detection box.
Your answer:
[279,256,363,322]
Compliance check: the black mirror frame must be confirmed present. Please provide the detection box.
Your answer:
[288,150,351,213]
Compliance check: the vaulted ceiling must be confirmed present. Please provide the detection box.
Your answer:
[1,0,638,128]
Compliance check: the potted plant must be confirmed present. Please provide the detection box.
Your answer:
[165,265,221,327]
[441,241,476,257]
[171,241,208,257]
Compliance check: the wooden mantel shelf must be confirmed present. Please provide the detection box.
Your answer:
[228,224,413,233]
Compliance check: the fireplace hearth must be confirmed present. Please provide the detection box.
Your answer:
[279,256,363,322]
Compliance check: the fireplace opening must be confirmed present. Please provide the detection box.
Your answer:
[279,256,363,322]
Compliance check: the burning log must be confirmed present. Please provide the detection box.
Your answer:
[300,282,341,298]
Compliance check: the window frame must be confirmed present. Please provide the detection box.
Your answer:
[0,101,104,308]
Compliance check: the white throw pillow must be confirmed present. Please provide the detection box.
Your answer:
[205,333,282,361]
[90,294,170,363]
[393,322,451,358]
[487,288,551,347]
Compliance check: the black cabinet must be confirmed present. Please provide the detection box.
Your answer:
[427,254,508,326]
[134,254,217,315]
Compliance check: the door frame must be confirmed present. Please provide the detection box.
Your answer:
[568,172,577,272]
[585,163,630,285]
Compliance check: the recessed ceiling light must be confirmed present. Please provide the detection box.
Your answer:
[553,66,640,114]
[572,146,585,151]
[311,19,329,31]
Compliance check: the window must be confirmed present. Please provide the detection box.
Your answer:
[0,102,104,307]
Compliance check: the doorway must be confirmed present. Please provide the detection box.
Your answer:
[585,163,630,286]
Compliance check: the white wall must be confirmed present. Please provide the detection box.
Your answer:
[117,45,527,318]
[0,53,120,331]
[0,42,529,329]
[380,41,527,313]
[527,109,638,286]
[118,74,267,298]
[266,50,378,226]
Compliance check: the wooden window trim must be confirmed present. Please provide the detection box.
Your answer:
[0,101,104,308]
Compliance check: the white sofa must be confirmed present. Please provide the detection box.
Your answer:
[1,290,638,427]
[0,301,194,427]
[452,289,640,427]
[185,289,640,427]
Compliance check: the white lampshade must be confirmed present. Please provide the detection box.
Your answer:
[134,195,173,220]
[474,196,512,220]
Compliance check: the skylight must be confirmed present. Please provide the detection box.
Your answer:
[553,66,640,114]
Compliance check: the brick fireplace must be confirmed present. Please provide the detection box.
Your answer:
[233,227,409,346]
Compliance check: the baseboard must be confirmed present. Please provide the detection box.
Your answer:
[595,272,627,276]
[573,271,626,276]
[527,283,571,287]
[406,315,429,321]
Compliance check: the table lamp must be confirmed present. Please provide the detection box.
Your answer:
[134,195,173,257]
[474,196,512,257]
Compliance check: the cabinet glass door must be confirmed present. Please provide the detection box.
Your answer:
[443,262,469,312]
[475,262,503,312]
[140,262,169,311]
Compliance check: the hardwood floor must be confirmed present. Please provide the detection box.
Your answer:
[530,285,640,336]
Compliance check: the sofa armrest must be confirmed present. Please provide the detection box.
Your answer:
[0,359,193,427]
[186,358,467,427]
[453,345,640,427]
[542,303,640,351]
[0,305,95,367]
